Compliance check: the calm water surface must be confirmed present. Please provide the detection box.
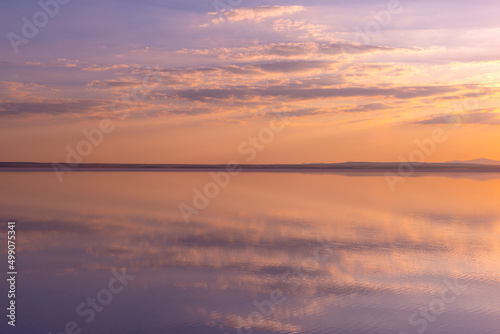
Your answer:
[0,172,499,334]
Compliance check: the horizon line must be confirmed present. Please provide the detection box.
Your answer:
[2,161,500,174]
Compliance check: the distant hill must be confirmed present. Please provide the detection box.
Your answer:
[446,158,500,165]
[2,161,500,172]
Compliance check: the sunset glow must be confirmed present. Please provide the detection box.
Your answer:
[2,0,500,163]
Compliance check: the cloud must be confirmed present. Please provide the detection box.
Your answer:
[210,5,306,24]
[82,64,132,72]
[156,60,333,77]
[414,110,500,125]
[145,107,213,117]
[253,60,333,73]
[0,100,105,117]
[0,81,43,99]
[273,19,327,38]
[174,85,458,101]
[182,42,393,61]
[88,80,146,88]
[346,103,391,112]
[35,60,133,72]
[20,219,99,235]
[266,108,330,118]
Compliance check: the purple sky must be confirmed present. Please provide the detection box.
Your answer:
[1,0,500,163]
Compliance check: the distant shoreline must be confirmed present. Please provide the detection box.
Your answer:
[2,162,500,173]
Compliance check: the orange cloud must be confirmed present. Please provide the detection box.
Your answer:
[210,5,306,24]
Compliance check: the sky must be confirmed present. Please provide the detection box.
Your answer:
[1,0,500,164]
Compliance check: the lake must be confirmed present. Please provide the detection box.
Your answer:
[1,172,499,334]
